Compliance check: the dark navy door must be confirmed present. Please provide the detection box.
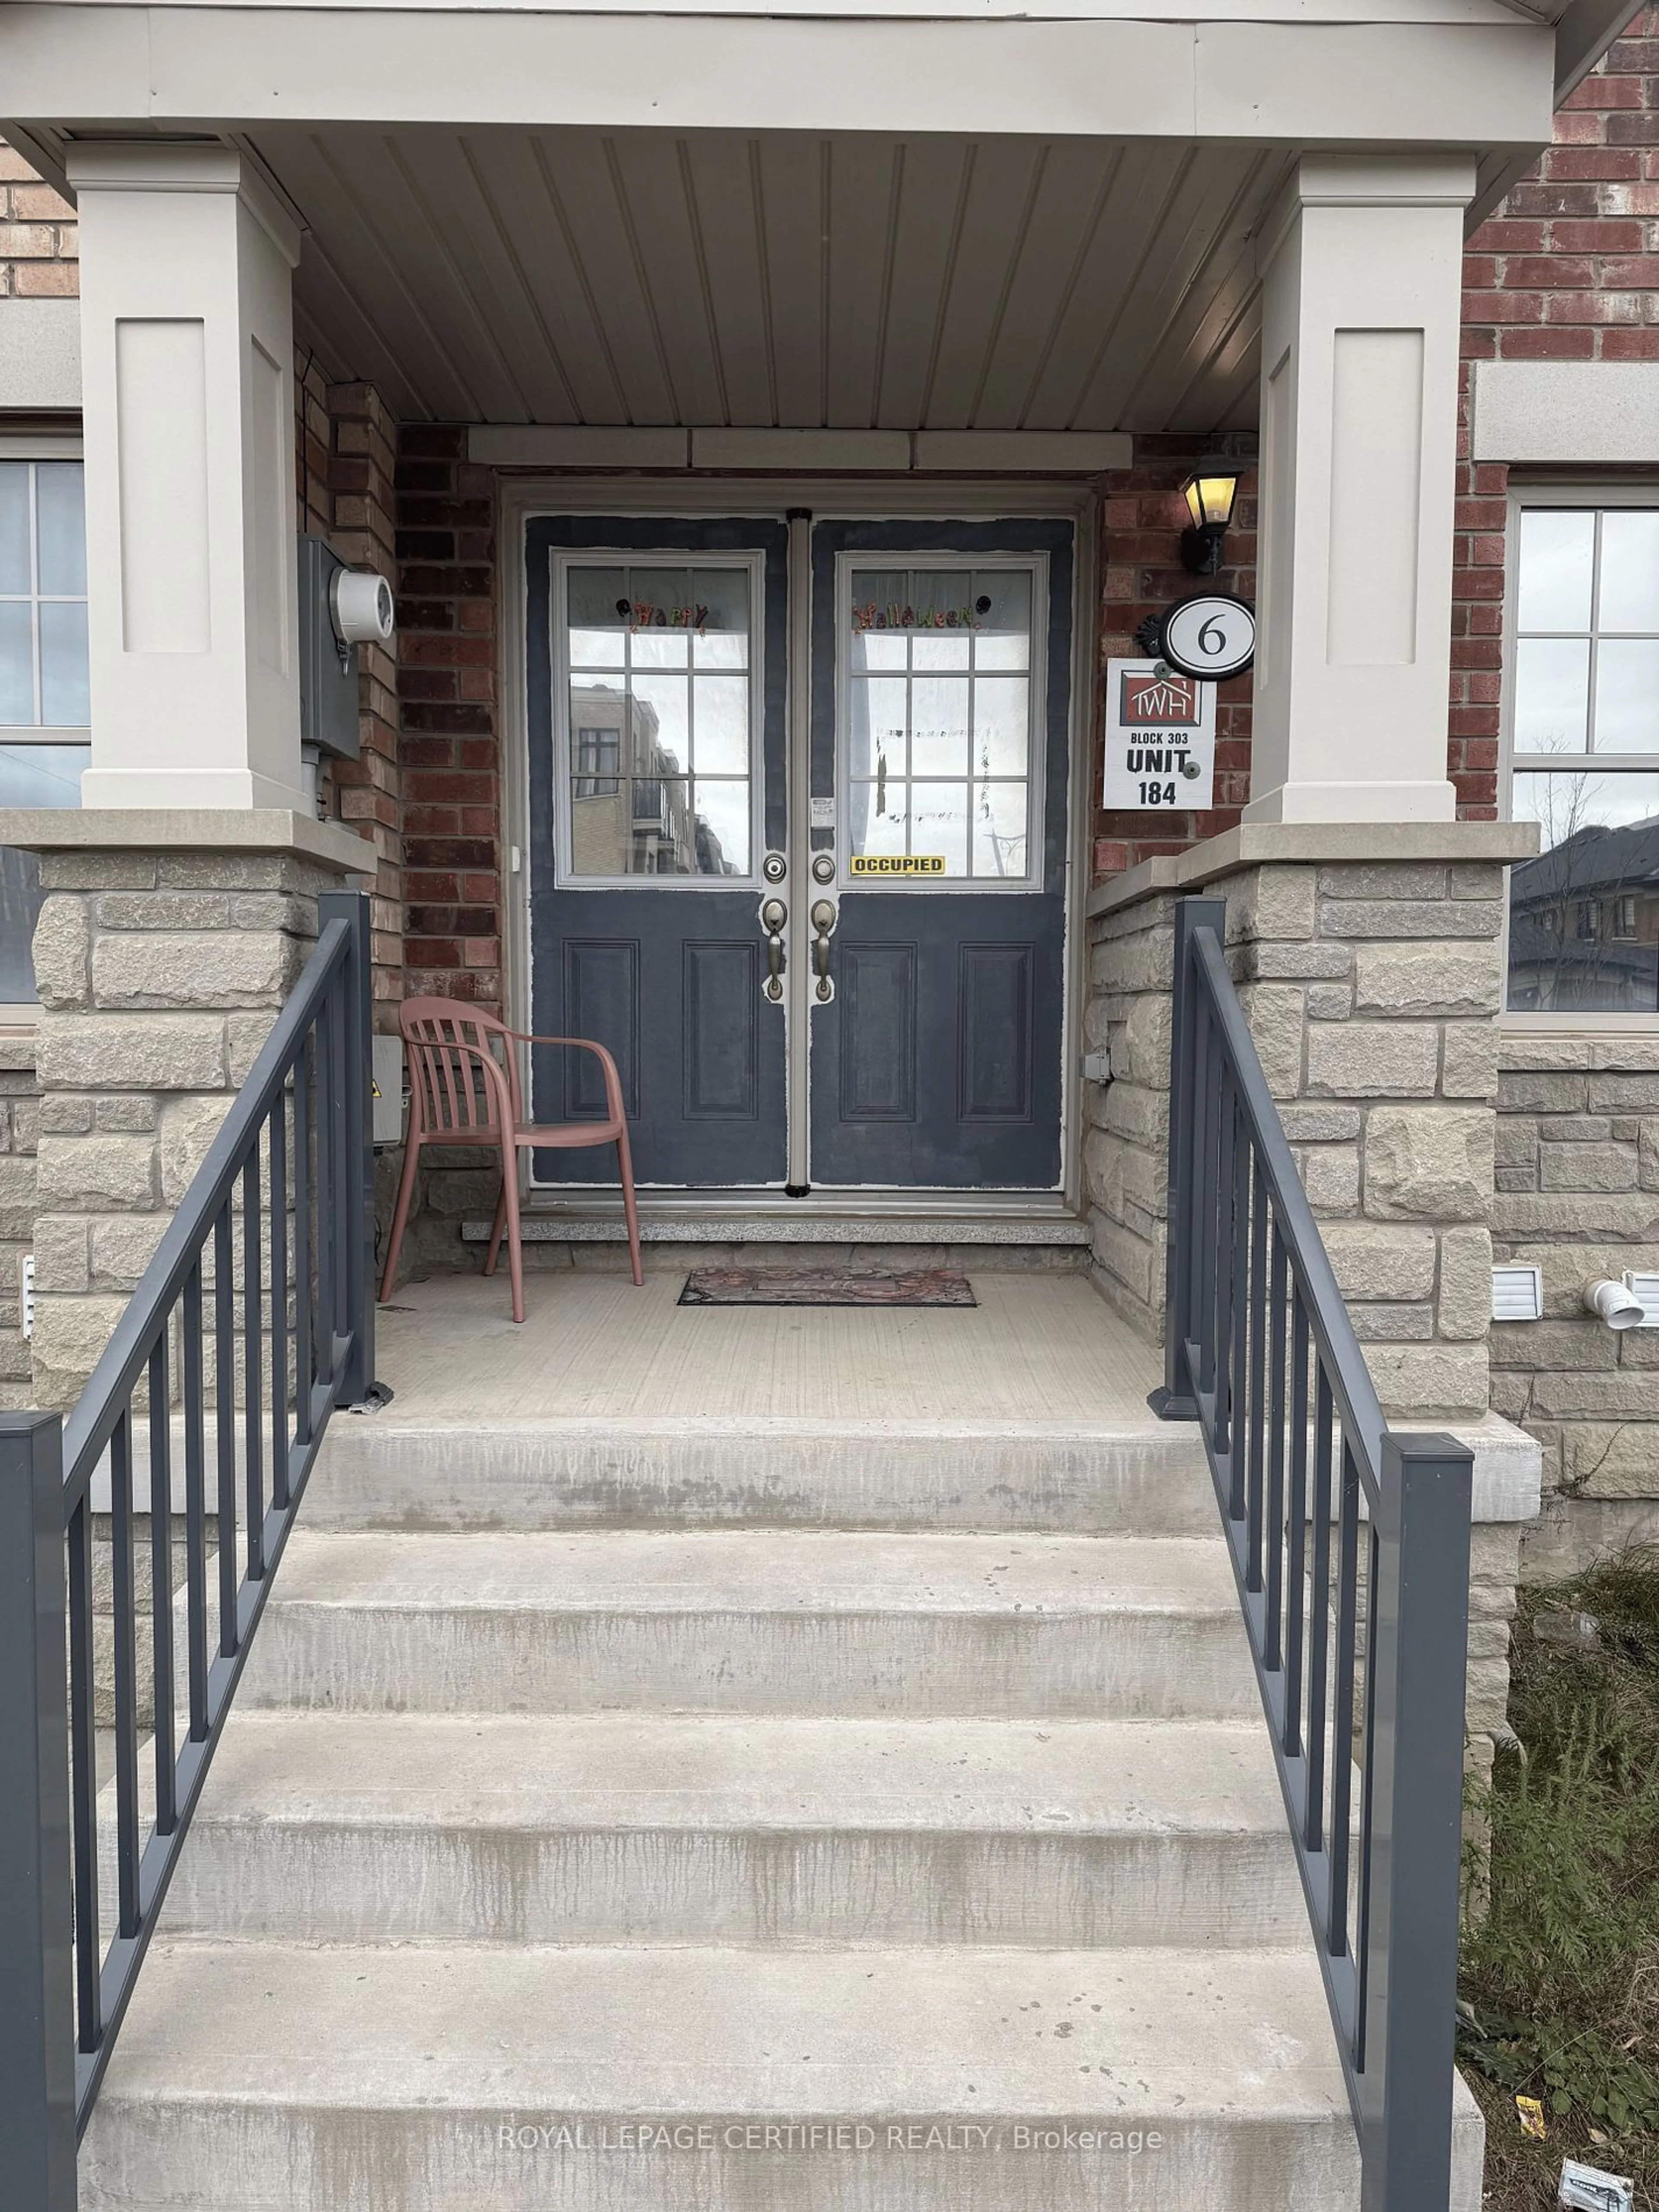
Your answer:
[806,521,1072,1189]
[525,518,789,1187]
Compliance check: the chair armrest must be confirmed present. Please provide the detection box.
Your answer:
[506,1030,627,1125]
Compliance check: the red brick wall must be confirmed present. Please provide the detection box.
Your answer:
[1451,8,1659,822]
[394,428,503,1012]
[1091,435,1257,881]
[0,137,77,297]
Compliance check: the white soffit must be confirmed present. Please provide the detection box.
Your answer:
[267,128,1282,432]
[1471,360,1659,464]
[0,298,82,410]
[473,428,1134,472]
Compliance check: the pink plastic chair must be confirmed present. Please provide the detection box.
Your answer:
[379,996,643,1321]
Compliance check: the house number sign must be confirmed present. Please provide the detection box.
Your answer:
[1101,660,1216,813]
[1140,592,1256,683]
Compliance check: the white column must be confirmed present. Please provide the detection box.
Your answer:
[1245,156,1475,826]
[67,143,308,812]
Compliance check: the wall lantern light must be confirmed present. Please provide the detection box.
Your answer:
[1179,455,1241,575]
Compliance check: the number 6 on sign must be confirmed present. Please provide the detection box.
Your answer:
[1154,593,1256,683]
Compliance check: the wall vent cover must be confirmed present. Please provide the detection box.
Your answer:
[1491,1264,1543,1323]
[1622,1272,1659,1327]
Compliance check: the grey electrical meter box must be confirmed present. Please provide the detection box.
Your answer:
[298,534,363,763]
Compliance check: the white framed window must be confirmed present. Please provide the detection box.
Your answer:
[834,553,1046,890]
[552,551,762,885]
[0,439,89,1020]
[1503,485,1659,1019]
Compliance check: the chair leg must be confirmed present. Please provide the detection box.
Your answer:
[617,1126,644,1287]
[503,1143,526,1324]
[484,1178,508,1278]
[379,1131,421,1303]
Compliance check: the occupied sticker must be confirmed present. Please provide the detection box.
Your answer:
[849,855,947,877]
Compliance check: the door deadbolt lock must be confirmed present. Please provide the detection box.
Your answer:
[810,852,836,885]
[762,851,787,885]
[760,897,788,1002]
[810,899,837,1002]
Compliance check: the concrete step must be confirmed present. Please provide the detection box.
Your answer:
[239,1529,1258,1721]
[81,1939,1477,2212]
[144,1711,1308,1948]
[303,1413,1217,1536]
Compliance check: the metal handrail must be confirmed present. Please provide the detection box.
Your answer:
[1155,894,1475,2212]
[0,890,378,2211]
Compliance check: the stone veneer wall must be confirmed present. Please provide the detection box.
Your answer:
[1493,1033,1659,1578]
[26,837,357,1410]
[1087,833,1535,1420]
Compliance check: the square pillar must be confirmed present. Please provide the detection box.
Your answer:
[1245,157,1475,826]
[66,143,308,813]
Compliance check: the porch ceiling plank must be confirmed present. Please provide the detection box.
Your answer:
[965,139,1125,431]
[873,137,976,432]
[399,128,585,427]
[606,133,730,430]
[267,130,487,423]
[678,132,780,430]
[467,132,634,426]
[1115,148,1289,430]
[1155,280,1264,435]
[824,137,902,431]
[1064,143,1267,430]
[1017,140,1192,430]
[291,243,427,426]
[755,133,834,430]
[921,137,1049,432]
[532,131,679,426]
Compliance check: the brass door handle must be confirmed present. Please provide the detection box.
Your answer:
[761,897,787,1002]
[810,899,836,1002]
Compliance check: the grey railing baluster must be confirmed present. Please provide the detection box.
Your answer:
[270,1100,289,1512]
[1154,898,1475,2209]
[214,1204,237,1659]
[242,1149,264,1583]
[1329,1430,1362,1958]
[1285,1290,1309,1759]
[110,1408,141,1940]
[1246,1149,1266,1586]
[1306,1362,1334,1855]
[294,1047,314,1447]
[148,1336,176,1837]
[182,1262,208,1743]
[66,1490,99,2053]
[1265,1225,1287,1667]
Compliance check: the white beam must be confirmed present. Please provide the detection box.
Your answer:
[68,141,308,812]
[1244,156,1475,826]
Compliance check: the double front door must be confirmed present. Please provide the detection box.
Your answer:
[524,512,1074,1193]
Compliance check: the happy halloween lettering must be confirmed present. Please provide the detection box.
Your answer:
[851,603,983,633]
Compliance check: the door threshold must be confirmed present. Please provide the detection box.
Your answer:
[462,1192,1090,1247]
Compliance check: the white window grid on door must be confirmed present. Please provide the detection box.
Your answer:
[1500,484,1659,1025]
[833,550,1047,893]
[550,548,766,891]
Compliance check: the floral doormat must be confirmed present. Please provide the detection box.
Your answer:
[678,1266,977,1308]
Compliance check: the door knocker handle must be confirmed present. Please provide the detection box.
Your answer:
[810,899,837,1003]
[761,897,787,1002]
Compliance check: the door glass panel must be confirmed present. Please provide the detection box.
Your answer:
[563,560,754,879]
[843,563,1038,880]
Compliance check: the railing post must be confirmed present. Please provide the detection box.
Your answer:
[1150,893,1226,1421]
[1359,1430,1475,2212]
[0,1412,77,2212]
[321,889,378,1409]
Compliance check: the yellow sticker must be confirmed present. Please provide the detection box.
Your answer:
[1516,2097,1548,2140]
[848,855,947,877]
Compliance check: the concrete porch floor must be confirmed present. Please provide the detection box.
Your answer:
[372,1267,1160,1427]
